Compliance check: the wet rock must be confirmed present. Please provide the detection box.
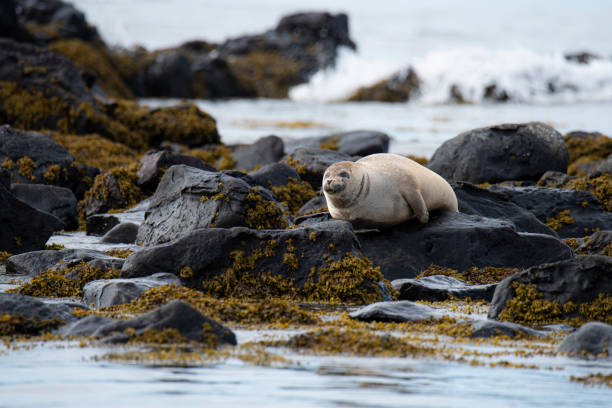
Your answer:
[295,195,328,218]
[392,275,497,302]
[189,55,255,98]
[11,184,77,230]
[358,211,572,281]
[557,322,612,357]
[537,171,574,187]
[100,222,139,244]
[249,162,301,188]
[0,183,62,254]
[55,315,114,336]
[488,256,612,319]
[575,231,612,255]
[0,292,78,323]
[143,51,192,97]
[230,135,285,171]
[283,147,354,189]
[346,69,420,102]
[122,221,381,301]
[6,249,123,276]
[482,83,510,102]
[82,272,181,308]
[86,214,120,236]
[0,168,10,189]
[471,320,541,339]
[487,185,612,238]
[592,154,612,177]
[453,181,556,236]
[284,130,390,157]
[428,122,569,184]
[349,301,438,323]
[79,172,127,217]
[137,165,287,246]
[15,0,101,43]
[137,149,216,192]
[94,300,237,345]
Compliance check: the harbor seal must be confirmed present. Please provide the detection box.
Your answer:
[322,153,458,228]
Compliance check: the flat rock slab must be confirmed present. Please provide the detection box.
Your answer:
[488,185,612,238]
[0,292,78,323]
[358,211,572,280]
[6,249,124,276]
[471,319,542,339]
[83,273,181,308]
[428,122,569,184]
[349,301,439,323]
[392,275,497,302]
[557,322,612,357]
[489,255,612,319]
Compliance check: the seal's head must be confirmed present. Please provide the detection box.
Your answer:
[322,161,363,207]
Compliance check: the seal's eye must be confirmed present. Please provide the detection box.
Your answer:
[339,171,349,178]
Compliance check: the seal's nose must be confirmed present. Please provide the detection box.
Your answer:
[326,179,332,185]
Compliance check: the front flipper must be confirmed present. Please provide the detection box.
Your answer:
[401,187,429,223]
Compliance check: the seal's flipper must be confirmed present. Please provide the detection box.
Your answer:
[401,187,429,223]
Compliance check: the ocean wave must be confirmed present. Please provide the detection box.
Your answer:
[290,46,612,104]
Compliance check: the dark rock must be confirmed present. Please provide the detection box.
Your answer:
[483,83,510,102]
[0,292,77,323]
[82,272,181,308]
[0,182,62,254]
[471,319,541,339]
[537,171,574,187]
[100,222,139,244]
[392,275,497,302]
[346,69,420,102]
[428,122,569,184]
[487,184,612,238]
[0,168,10,189]
[137,149,216,192]
[0,0,19,37]
[55,315,114,336]
[249,162,301,188]
[283,147,354,189]
[94,300,236,345]
[576,231,612,255]
[593,154,612,177]
[275,12,355,51]
[86,214,120,236]
[123,222,374,296]
[230,135,285,171]
[11,184,77,230]
[137,165,286,246]
[80,172,126,217]
[284,130,390,157]
[564,51,602,65]
[6,249,122,276]
[143,51,192,97]
[488,256,612,319]
[358,211,572,280]
[15,0,101,43]
[295,211,333,227]
[349,301,438,323]
[557,322,612,357]
[295,195,328,218]
[453,181,557,236]
[190,55,255,98]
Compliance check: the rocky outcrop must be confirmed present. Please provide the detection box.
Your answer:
[392,275,497,302]
[358,211,572,280]
[11,184,77,230]
[557,322,612,357]
[136,149,216,192]
[428,122,569,184]
[82,273,181,308]
[488,256,612,319]
[136,165,288,246]
[0,292,78,323]
[346,69,420,102]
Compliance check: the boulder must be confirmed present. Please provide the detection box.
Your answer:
[230,135,285,171]
[358,211,572,280]
[488,256,612,319]
[86,214,120,236]
[575,231,612,255]
[6,249,123,276]
[136,165,287,246]
[82,273,181,308]
[55,315,114,336]
[557,322,612,357]
[76,300,236,346]
[284,130,390,157]
[0,182,62,254]
[349,301,438,323]
[471,320,542,339]
[453,181,557,236]
[487,185,612,238]
[249,162,301,188]
[100,222,139,244]
[283,147,355,189]
[79,172,129,217]
[11,183,77,230]
[137,149,216,192]
[428,122,569,184]
[537,171,574,187]
[392,275,497,302]
[593,154,612,177]
[295,196,328,218]
[0,292,78,323]
[143,51,192,97]
[346,69,420,103]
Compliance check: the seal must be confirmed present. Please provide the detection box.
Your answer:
[322,153,458,228]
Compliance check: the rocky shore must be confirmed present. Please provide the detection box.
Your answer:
[1,0,611,393]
